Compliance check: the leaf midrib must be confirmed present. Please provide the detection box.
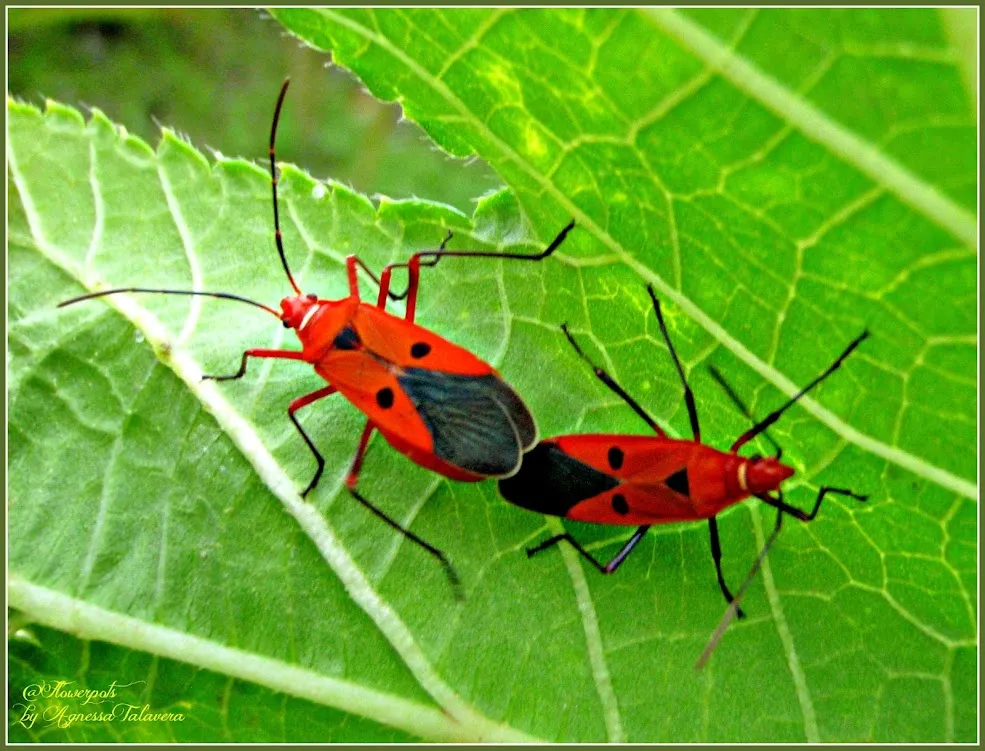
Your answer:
[313,8,976,502]
[6,120,541,744]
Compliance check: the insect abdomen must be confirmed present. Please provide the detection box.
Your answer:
[498,442,621,516]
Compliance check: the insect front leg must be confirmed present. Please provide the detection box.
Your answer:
[286,385,339,497]
[708,516,746,619]
[202,349,306,381]
[756,486,868,521]
[344,421,463,600]
[527,525,650,574]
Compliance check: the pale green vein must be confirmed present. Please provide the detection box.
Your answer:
[645,8,977,248]
[549,515,626,743]
[84,136,104,270]
[750,505,818,741]
[157,135,204,346]
[939,8,978,111]
[8,125,539,743]
[314,9,977,503]
[7,577,527,743]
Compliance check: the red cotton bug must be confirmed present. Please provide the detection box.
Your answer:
[58,79,575,596]
[499,284,868,617]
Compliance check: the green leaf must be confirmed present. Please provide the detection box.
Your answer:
[9,7,977,743]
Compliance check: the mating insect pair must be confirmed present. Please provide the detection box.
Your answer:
[59,80,867,622]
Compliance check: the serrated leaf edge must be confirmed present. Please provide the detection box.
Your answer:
[7,100,539,744]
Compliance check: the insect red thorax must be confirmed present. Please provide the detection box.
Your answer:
[280,294,355,353]
[57,78,576,598]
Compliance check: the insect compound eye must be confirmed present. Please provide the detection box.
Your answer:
[749,454,763,462]
[306,293,318,301]
[282,319,291,328]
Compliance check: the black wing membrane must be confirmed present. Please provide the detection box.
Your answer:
[397,368,536,476]
[498,443,621,516]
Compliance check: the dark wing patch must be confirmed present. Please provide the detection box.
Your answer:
[398,369,534,476]
[333,325,360,351]
[665,467,690,496]
[498,443,621,518]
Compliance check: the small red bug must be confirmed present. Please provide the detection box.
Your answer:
[499,285,868,616]
[58,79,575,595]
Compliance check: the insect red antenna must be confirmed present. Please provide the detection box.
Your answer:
[58,287,281,318]
[731,330,870,453]
[269,78,301,296]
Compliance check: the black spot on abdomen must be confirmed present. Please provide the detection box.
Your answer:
[411,342,431,358]
[376,387,394,409]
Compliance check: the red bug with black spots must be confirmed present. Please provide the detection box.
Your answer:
[58,79,575,596]
[499,285,868,617]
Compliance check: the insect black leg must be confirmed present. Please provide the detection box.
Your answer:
[202,348,305,382]
[696,509,784,671]
[560,324,665,436]
[345,422,463,600]
[527,525,650,574]
[647,286,700,441]
[382,219,575,301]
[708,516,746,619]
[731,330,869,452]
[384,230,455,302]
[286,385,338,497]
[708,365,783,458]
[756,486,868,522]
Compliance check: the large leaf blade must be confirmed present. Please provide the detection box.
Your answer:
[8,6,977,742]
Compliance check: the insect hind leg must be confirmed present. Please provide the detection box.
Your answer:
[527,525,649,574]
[757,486,868,522]
[345,422,463,601]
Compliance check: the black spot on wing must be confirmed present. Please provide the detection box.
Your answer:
[397,369,535,476]
[665,467,690,496]
[608,446,624,470]
[333,326,360,351]
[498,443,621,517]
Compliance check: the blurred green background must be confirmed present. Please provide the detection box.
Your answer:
[8,7,503,213]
